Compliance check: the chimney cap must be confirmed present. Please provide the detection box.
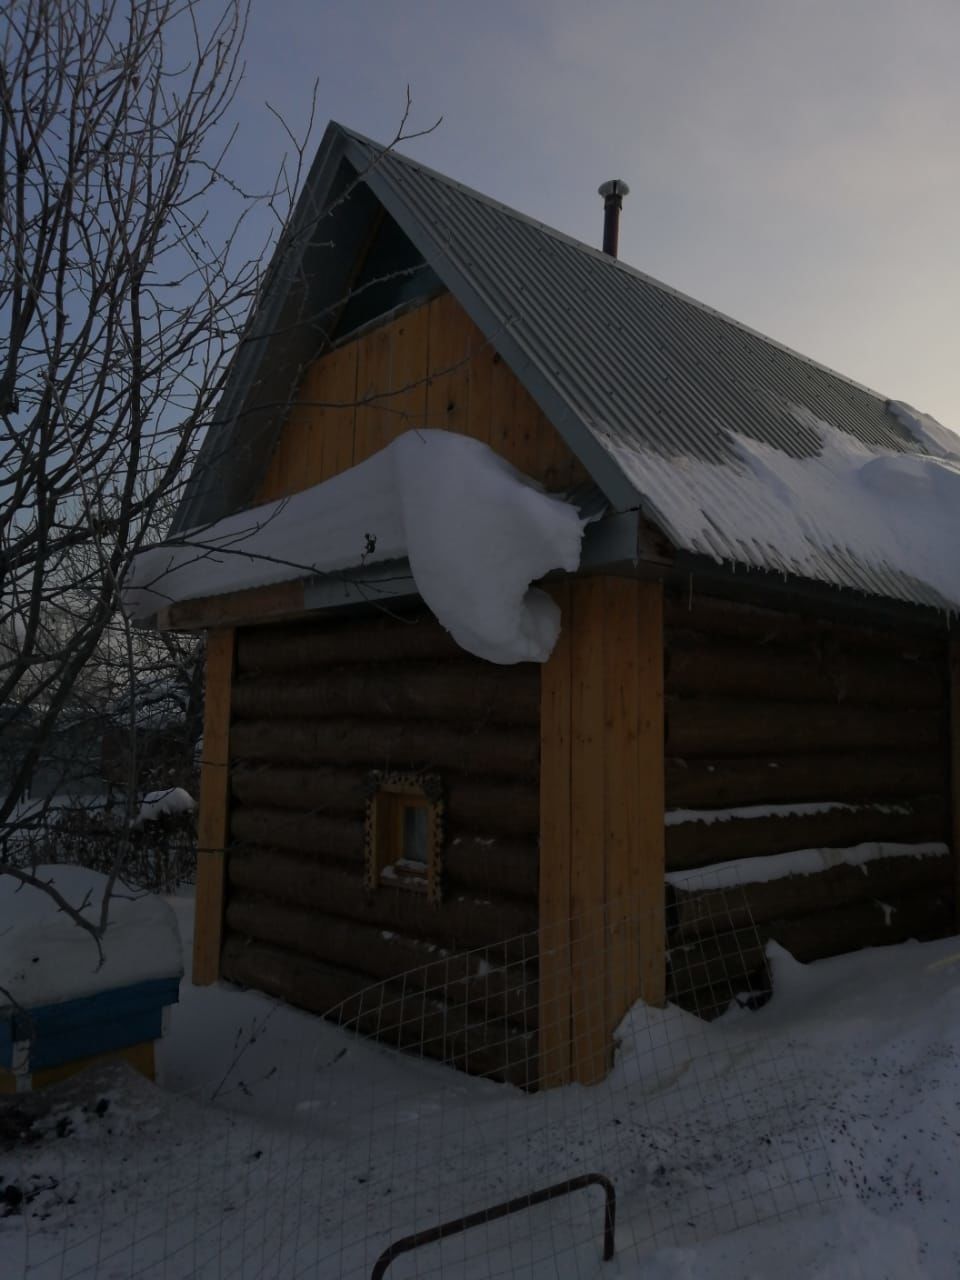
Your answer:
[598,179,630,200]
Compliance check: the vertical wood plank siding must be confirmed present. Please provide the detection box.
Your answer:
[539,578,666,1085]
[663,593,953,1016]
[222,610,542,1086]
[192,628,235,985]
[538,584,573,1088]
[632,583,668,1009]
[256,293,587,502]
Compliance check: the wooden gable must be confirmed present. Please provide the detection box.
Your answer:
[257,292,589,503]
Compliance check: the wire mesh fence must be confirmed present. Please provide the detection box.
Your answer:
[3,880,847,1279]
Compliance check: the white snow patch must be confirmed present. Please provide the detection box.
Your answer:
[609,408,960,607]
[7,895,960,1277]
[134,787,195,827]
[888,400,960,461]
[666,841,947,891]
[665,799,909,827]
[123,431,584,664]
[637,1204,924,1280]
[0,865,182,1010]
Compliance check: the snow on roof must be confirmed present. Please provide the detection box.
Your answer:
[171,121,960,614]
[887,400,960,461]
[125,431,584,664]
[0,865,182,1010]
[610,407,960,609]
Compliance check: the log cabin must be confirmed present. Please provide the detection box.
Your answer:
[125,122,960,1088]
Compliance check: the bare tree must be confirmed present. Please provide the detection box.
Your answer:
[0,0,280,947]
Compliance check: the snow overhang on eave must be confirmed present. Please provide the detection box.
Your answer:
[127,431,595,664]
[140,507,674,635]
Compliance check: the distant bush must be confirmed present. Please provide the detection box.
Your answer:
[3,790,197,893]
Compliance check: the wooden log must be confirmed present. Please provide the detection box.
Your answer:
[193,629,234,985]
[227,847,538,954]
[231,764,366,813]
[445,836,538,900]
[222,936,367,1013]
[232,766,539,839]
[666,697,943,757]
[664,593,944,659]
[666,796,948,872]
[667,982,756,1022]
[666,645,944,708]
[230,808,364,860]
[231,663,540,726]
[672,885,955,998]
[225,896,539,1028]
[771,884,955,954]
[669,885,954,989]
[446,779,540,838]
[664,750,945,809]
[159,580,306,633]
[220,938,538,1087]
[666,947,769,1014]
[670,851,953,939]
[236,613,464,671]
[229,717,540,780]
[231,835,538,903]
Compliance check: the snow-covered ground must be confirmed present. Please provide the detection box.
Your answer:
[3,891,960,1278]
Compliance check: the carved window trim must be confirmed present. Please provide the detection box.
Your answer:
[364,771,444,904]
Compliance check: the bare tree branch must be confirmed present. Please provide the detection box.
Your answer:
[0,0,295,944]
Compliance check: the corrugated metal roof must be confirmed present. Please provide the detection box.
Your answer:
[172,122,959,612]
[336,126,956,611]
[344,128,909,460]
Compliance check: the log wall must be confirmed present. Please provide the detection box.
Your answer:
[256,292,588,503]
[663,592,953,1017]
[221,609,541,1086]
[214,585,952,1076]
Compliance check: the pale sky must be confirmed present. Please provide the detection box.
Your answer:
[228,0,960,427]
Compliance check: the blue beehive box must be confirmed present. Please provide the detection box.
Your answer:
[0,866,182,1092]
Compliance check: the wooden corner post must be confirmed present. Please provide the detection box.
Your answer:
[539,578,666,1087]
[539,583,574,1088]
[193,628,235,985]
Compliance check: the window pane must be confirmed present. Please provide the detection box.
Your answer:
[403,804,429,864]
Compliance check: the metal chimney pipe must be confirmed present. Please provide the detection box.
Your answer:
[598,179,630,258]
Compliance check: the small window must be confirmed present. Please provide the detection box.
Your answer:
[364,772,444,903]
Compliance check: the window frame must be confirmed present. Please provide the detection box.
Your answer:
[364,771,444,904]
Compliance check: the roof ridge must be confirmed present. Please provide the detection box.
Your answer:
[338,122,890,412]
[337,120,896,409]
